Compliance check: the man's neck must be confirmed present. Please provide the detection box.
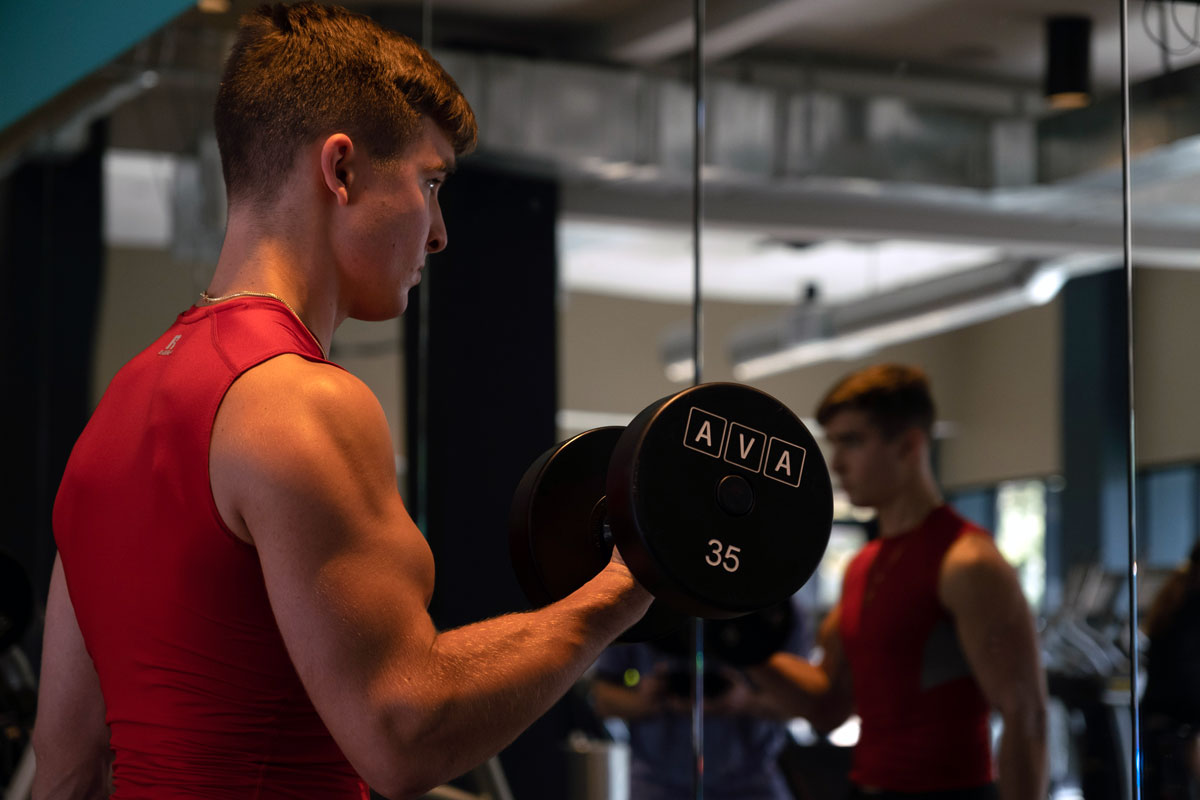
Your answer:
[875,482,943,539]
[207,210,339,356]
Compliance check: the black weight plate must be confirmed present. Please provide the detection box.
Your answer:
[606,383,833,619]
[0,550,33,651]
[508,428,687,643]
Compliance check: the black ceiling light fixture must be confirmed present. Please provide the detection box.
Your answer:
[1045,15,1092,110]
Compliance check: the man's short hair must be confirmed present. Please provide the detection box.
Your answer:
[815,363,936,440]
[213,2,478,207]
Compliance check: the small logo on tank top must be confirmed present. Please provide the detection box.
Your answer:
[158,334,182,356]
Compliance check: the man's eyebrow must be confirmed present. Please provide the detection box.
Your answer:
[428,159,456,176]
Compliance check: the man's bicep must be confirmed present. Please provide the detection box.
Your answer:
[213,361,439,762]
[814,605,854,722]
[941,538,1045,715]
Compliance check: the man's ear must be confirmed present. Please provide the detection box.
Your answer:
[319,134,357,206]
[896,425,924,462]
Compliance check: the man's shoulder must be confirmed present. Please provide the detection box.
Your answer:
[932,504,990,538]
[943,531,1004,570]
[209,353,395,544]
[938,526,1016,609]
[228,354,380,433]
[212,354,384,478]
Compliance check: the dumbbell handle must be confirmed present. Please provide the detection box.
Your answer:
[589,497,615,552]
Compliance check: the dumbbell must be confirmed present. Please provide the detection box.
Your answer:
[508,382,833,643]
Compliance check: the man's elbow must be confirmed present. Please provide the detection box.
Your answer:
[367,771,443,800]
[352,743,447,800]
[359,746,489,800]
[999,689,1048,742]
[30,737,112,800]
[350,699,486,799]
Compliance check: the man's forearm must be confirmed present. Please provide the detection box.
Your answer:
[367,565,651,797]
[746,653,835,726]
[31,753,112,800]
[997,709,1047,800]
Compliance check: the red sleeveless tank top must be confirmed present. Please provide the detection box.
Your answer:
[54,297,367,799]
[839,505,994,792]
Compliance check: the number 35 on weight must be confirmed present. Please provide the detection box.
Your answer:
[706,539,741,572]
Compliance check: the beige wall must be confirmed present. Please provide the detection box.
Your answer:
[96,248,408,468]
[1135,267,1200,468]
[559,292,1062,491]
[557,293,704,416]
[93,247,202,402]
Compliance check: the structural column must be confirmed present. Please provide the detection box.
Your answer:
[1057,269,1132,590]
[0,121,106,665]
[405,161,566,797]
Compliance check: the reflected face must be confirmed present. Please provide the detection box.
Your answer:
[821,409,906,509]
[342,117,455,320]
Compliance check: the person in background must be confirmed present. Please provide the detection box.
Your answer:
[1142,540,1200,799]
[749,363,1047,800]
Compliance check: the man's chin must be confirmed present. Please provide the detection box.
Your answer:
[843,489,871,508]
[350,295,406,322]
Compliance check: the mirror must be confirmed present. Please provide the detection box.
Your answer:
[1127,1,1200,799]
[683,1,1131,798]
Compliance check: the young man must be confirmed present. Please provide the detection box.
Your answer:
[32,5,651,799]
[750,364,1047,800]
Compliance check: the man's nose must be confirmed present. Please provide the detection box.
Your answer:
[426,203,447,254]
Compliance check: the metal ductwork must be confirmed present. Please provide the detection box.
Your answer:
[727,257,1113,379]
[36,32,1200,331]
[659,255,1116,380]
[437,50,1036,190]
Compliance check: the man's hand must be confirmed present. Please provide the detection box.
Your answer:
[591,662,688,720]
[604,547,651,604]
[705,669,762,716]
[744,606,854,732]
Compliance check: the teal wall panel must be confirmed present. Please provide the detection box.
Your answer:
[0,0,193,133]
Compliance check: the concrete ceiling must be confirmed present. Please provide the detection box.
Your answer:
[169,0,1200,92]
[14,0,1200,374]
[343,0,1200,90]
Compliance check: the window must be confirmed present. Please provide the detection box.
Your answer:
[995,479,1047,611]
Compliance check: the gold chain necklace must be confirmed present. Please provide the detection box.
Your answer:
[199,290,328,360]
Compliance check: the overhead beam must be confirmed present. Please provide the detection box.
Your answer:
[606,0,950,65]
[605,0,694,65]
[560,174,1200,266]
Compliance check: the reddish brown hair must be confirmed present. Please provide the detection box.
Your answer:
[815,363,936,440]
[214,2,477,206]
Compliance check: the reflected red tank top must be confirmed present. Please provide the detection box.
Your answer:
[54,297,367,799]
[839,505,994,792]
